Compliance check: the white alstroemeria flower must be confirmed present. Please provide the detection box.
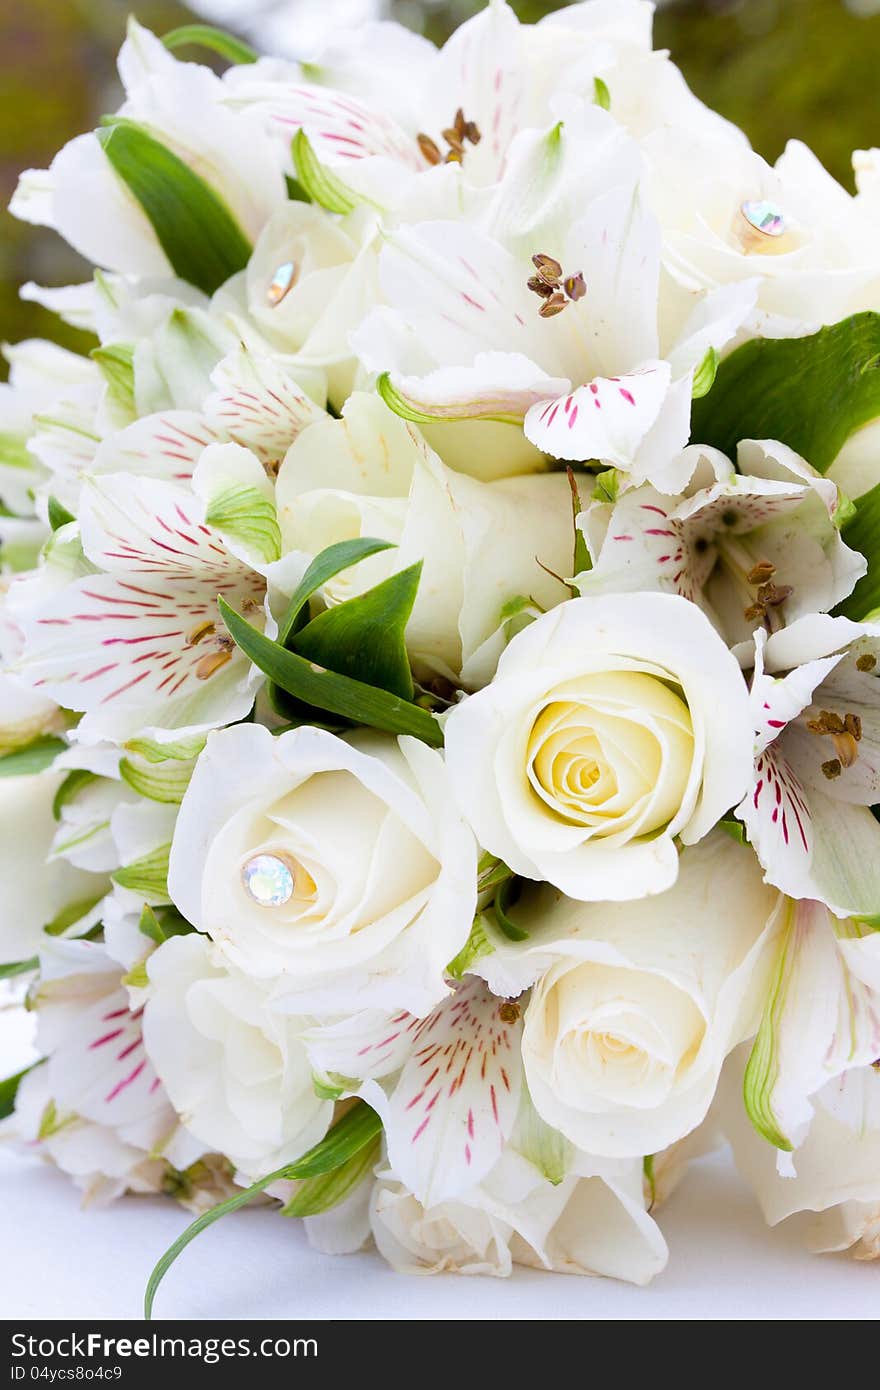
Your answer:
[274,392,573,684]
[444,592,753,901]
[721,1053,880,1261]
[735,616,880,918]
[479,832,777,1157]
[643,125,880,333]
[353,136,755,487]
[143,933,332,1179]
[303,976,522,1207]
[0,773,106,962]
[370,1145,667,1284]
[576,440,866,647]
[11,20,285,277]
[223,0,605,205]
[732,896,880,1163]
[8,473,266,744]
[7,937,204,1205]
[168,724,476,1016]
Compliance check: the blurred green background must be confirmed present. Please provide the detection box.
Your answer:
[2,0,879,378]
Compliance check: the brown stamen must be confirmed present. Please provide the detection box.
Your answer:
[831,732,860,767]
[539,293,568,318]
[564,272,587,302]
[417,111,481,168]
[857,653,877,672]
[821,758,842,780]
[747,560,776,586]
[417,133,443,166]
[186,619,215,646]
[528,254,586,316]
[498,1000,520,1024]
[195,648,233,680]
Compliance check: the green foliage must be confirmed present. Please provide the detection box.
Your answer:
[97,118,252,295]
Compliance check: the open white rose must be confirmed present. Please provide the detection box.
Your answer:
[370,1146,667,1284]
[143,933,331,1179]
[168,724,477,1015]
[274,393,573,684]
[509,832,779,1157]
[444,592,753,901]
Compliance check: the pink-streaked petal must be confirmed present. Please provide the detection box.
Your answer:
[383,352,570,423]
[302,1009,422,1083]
[91,412,224,484]
[748,629,845,755]
[379,977,523,1207]
[235,79,421,168]
[737,742,814,892]
[204,348,324,464]
[79,474,245,579]
[48,985,166,1129]
[577,486,699,601]
[524,363,671,466]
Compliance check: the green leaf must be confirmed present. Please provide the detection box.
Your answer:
[643,1154,656,1209]
[205,484,281,565]
[162,23,259,64]
[835,481,880,620]
[0,735,67,777]
[52,769,98,820]
[717,813,748,846]
[691,346,719,400]
[493,877,529,943]
[447,913,493,979]
[47,496,75,531]
[113,844,171,902]
[291,129,361,215]
[0,957,38,980]
[566,468,591,576]
[43,893,105,938]
[275,537,396,647]
[691,311,880,472]
[90,343,135,418]
[218,598,443,746]
[137,903,193,945]
[592,75,611,110]
[291,563,420,701]
[281,1134,380,1218]
[285,175,311,203]
[743,917,795,1152]
[96,119,252,296]
[144,1102,382,1318]
[0,1062,40,1121]
[477,852,514,894]
[592,468,621,506]
[377,371,521,427]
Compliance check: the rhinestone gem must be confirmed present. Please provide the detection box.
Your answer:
[266,261,297,306]
[241,853,295,907]
[740,199,787,238]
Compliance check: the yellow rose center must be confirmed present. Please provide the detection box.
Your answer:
[526,670,695,839]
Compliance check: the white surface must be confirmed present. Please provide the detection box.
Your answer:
[2,994,876,1321]
[0,1146,875,1321]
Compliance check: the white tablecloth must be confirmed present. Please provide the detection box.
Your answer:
[1,996,874,1320]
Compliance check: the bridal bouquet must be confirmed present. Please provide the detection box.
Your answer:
[2,1,880,1311]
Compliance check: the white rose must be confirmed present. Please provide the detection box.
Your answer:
[168,724,476,1015]
[513,833,778,1157]
[720,1054,880,1261]
[274,393,573,684]
[143,933,331,1178]
[444,592,753,901]
[370,1147,667,1285]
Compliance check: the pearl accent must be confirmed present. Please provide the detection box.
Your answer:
[241,853,295,907]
